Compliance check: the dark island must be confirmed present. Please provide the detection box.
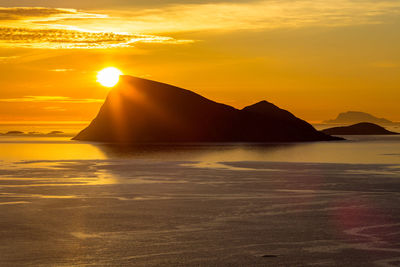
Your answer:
[73,76,342,143]
[322,122,399,135]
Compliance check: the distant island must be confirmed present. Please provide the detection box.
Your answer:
[322,122,399,135]
[324,111,394,125]
[0,131,67,137]
[73,76,342,143]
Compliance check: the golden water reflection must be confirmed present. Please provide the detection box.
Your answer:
[0,135,400,165]
[0,137,106,161]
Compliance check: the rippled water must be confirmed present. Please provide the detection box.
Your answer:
[0,135,399,266]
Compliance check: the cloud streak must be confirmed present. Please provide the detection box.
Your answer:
[1,1,400,49]
[0,7,192,49]
[0,96,104,103]
[0,7,107,21]
[104,0,400,33]
[49,68,75,72]
[0,55,20,63]
[0,27,191,49]
[0,7,76,20]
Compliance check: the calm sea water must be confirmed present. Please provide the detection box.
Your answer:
[0,135,399,164]
[1,122,398,163]
[0,125,399,266]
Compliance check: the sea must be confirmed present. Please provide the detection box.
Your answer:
[0,122,399,266]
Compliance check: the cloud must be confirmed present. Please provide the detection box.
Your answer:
[0,96,104,103]
[0,7,193,49]
[0,7,72,20]
[1,1,399,49]
[0,55,20,63]
[42,106,67,111]
[0,7,106,21]
[49,68,75,72]
[96,0,400,33]
[0,27,192,49]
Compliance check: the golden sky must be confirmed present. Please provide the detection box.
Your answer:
[0,0,399,122]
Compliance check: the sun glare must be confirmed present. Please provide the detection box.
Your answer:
[97,67,123,87]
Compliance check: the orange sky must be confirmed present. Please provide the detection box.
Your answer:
[0,1,399,123]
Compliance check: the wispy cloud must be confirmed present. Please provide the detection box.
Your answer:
[0,7,108,21]
[0,7,192,49]
[102,0,400,33]
[49,68,75,72]
[0,55,20,63]
[1,1,399,49]
[42,106,67,111]
[0,7,77,20]
[0,27,191,49]
[0,96,104,103]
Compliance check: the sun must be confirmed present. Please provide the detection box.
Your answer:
[97,67,123,87]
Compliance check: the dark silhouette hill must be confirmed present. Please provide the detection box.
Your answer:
[73,76,341,143]
[324,111,393,125]
[322,122,399,135]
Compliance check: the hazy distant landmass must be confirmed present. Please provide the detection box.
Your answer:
[74,76,341,143]
[4,131,24,135]
[324,111,394,125]
[322,122,399,135]
[0,131,66,137]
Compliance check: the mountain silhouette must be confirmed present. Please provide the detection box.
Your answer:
[324,111,393,125]
[73,76,341,143]
[322,122,399,135]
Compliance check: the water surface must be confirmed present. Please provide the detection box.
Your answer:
[0,135,399,266]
